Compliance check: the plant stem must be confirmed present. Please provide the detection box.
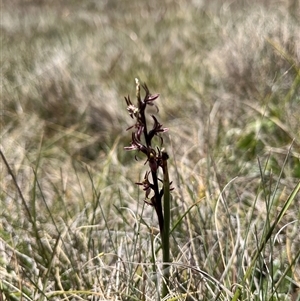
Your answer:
[152,170,164,238]
[130,78,171,299]
[162,151,170,298]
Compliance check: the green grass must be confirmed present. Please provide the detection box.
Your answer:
[1,0,300,300]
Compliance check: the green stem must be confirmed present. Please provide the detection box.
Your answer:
[162,151,170,298]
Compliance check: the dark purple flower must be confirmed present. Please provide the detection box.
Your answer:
[141,83,160,109]
[124,132,148,155]
[148,115,168,142]
[148,151,158,173]
[136,171,154,199]
[126,122,144,142]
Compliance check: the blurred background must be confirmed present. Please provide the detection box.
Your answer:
[2,0,299,193]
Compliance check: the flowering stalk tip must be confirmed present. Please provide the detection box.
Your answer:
[123,79,172,235]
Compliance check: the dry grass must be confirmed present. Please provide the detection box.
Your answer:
[1,0,300,300]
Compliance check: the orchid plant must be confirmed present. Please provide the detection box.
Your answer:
[124,78,172,298]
